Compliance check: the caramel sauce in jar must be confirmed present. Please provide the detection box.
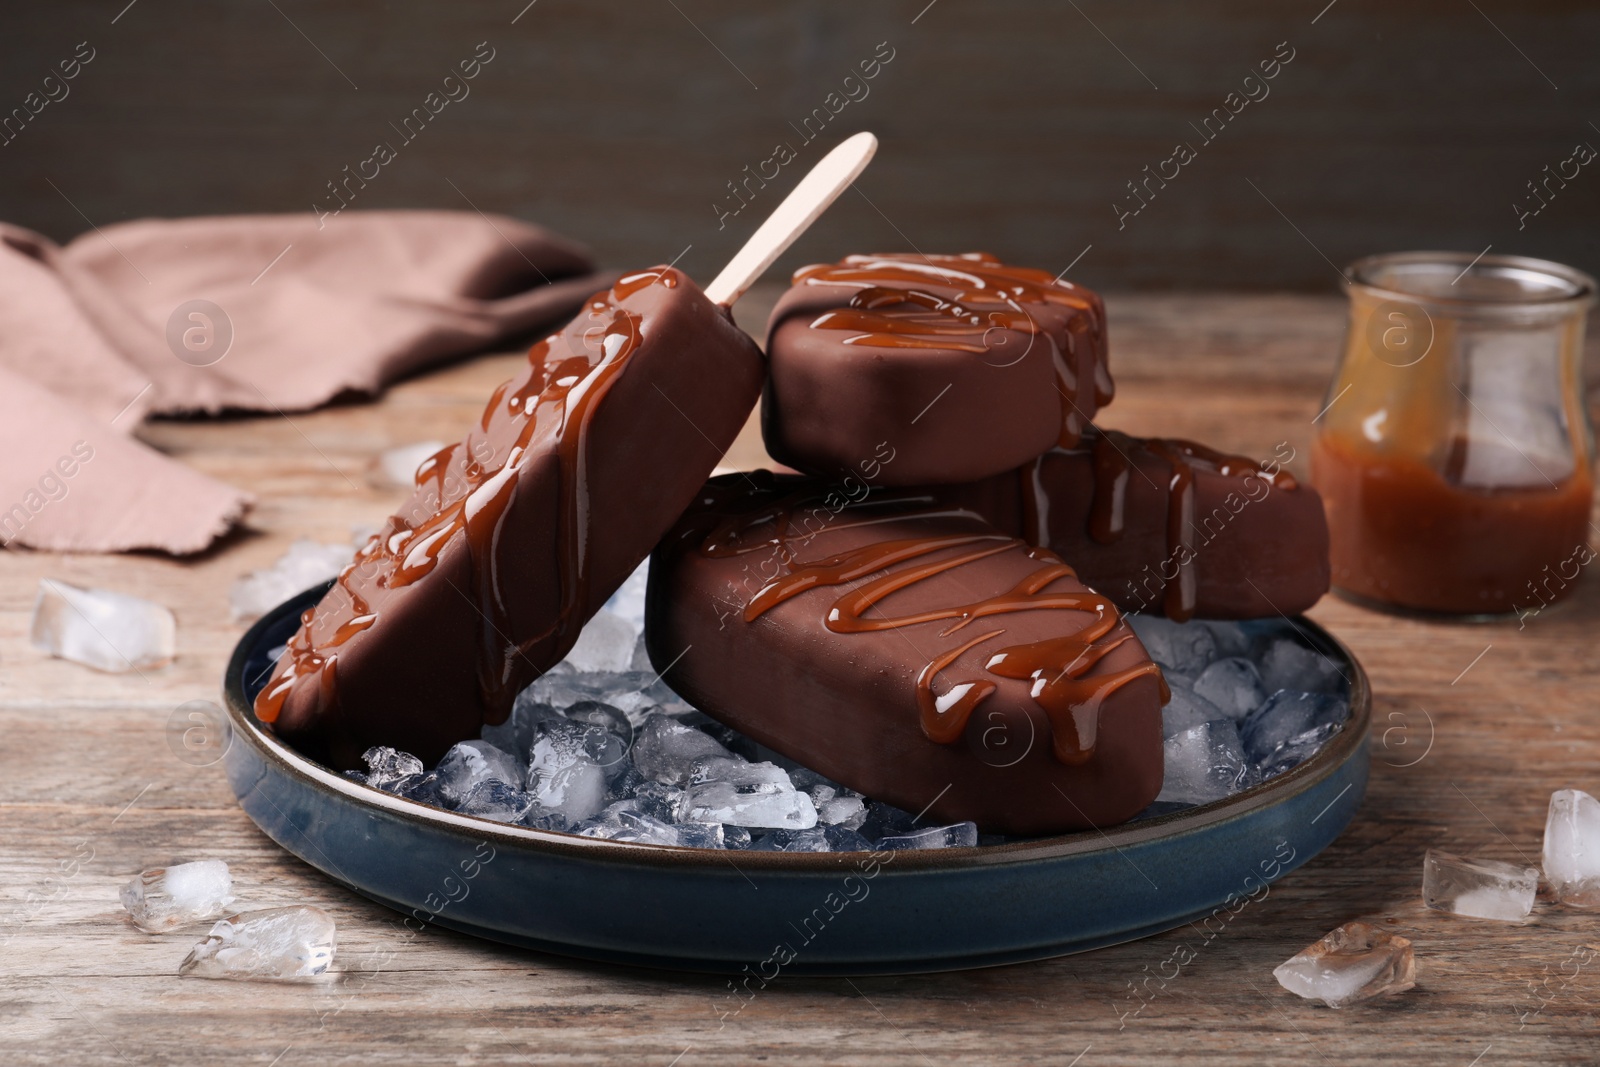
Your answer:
[1313,252,1596,616]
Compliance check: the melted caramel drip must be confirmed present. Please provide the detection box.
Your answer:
[792,253,1112,447]
[704,486,1163,765]
[1024,429,1300,622]
[255,270,667,726]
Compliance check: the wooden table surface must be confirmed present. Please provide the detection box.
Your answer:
[4,289,1599,1066]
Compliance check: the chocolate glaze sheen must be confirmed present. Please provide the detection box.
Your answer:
[647,473,1168,835]
[763,253,1111,485]
[937,428,1329,621]
[256,268,766,768]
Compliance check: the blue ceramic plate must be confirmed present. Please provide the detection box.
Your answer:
[222,583,1369,975]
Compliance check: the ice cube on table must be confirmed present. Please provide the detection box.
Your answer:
[1273,921,1416,1007]
[179,906,336,981]
[457,780,537,823]
[1259,638,1345,695]
[361,746,423,789]
[1543,789,1600,906]
[563,610,638,674]
[1162,680,1229,739]
[1157,720,1258,805]
[682,758,818,829]
[1422,849,1538,921]
[631,715,733,786]
[372,440,445,489]
[433,740,523,807]
[1193,657,1266,720]
[1126,614,1217,675]
[31,579,175,672]
[1240,691,1348,764]
[876,822,979,850]
[120,860,235,932]
[228,539,353,623]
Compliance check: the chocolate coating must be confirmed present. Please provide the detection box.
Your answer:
[256,268,765,768]
[763,253,1111,485]
[936,430,1331,620]
[646,473,1167,836]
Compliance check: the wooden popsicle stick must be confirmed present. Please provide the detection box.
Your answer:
[703,131,878,307]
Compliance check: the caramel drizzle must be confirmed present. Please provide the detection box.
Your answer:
[1022,429,1299,622]
[705,489,1166,765]
[792,253,1112,447]
[809,286,1042,355]
[256,269,672,725]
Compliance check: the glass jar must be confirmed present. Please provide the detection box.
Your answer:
[1312,251,1596,616]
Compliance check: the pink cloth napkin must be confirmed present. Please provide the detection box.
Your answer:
[0,211,607,554]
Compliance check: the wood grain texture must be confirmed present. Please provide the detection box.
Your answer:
[1,2,1598,290]
[3,290,1600,1065]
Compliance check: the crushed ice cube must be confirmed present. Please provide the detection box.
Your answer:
[457,780,537,823]
[1126,614,1217,674]
[1157,720,1258,805]
[577,808,683,846]
[877,822,979,850]
[31,579,176,672]
[1422,849,1538,922]
[361,746,423,789]
[527,667,690,722]
[1273,921,1416,1007]
[526,722,609,827]
[565,700,631,738]
[859,802,920,843]
[434,740,523,807]
[1543,789,1600,906]
[372,440,445,489]
[1193,657,1266,720]
[120,860,235,932]
[824,825,874,851]
[818,793,868,828]
[1162,680,1229,739]
[629,780,687,823]
[682,758,818,829]
[632,714,733,786]
[179,906,336,981]
[1259,639,1345,695]
[481,696,562,756]
[1198,620,1252,659]
[1257,723,1342,779]
[228,539,353,623]
[1240,691,1348,764]
[563,609,637,674]
[603,557,650,634]
[753,827,833,852]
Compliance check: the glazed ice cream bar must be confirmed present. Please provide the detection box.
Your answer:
[646,472,1168,835]
[762,253,1111,485]
[936,429,1330,621]
[255,268,766,768]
